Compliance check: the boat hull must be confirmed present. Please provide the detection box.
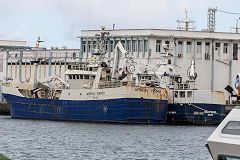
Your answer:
[167,103,225,125]
[3,93,168,124]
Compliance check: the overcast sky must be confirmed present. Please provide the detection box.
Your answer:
[1,0,240,49]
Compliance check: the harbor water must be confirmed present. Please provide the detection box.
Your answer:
[0,115,215,160]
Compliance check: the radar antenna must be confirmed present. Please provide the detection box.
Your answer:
[177,9,195,31]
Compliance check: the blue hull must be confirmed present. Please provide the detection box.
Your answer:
[167,103,226,125]
[3,93,168,124]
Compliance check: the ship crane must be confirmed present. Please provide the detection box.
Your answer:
[111,41,136,80]
[187,60,197,81]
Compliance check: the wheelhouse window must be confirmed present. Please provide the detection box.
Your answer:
[174,91,178,98]
[165,41,170,49]
[187,91,192,98]
[179,91,185,98]
[221,121,240,135]
[76,75,80,79]
[69,75,72,79]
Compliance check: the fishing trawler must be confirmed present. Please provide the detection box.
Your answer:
[135,44,226,125]
[1,27,168,124]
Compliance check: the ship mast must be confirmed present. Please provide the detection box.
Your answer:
[94,26,110,61]
[177,9,195,31]
[30,37,44,85]
[231,18,240,33]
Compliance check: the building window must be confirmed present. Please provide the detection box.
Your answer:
[80,75,83,79]
[197,42,202,54]
[83,41,86,52]
[156,40,161,52]
[72,52,76,59]
[139,40,143,52]
[187,41,192,54]
[69,75,72,79]
[93,41,97,50]
[224,43,228,54]
[144,40,148,52]
[91,75,95,80]
[84,75,89,79]
[233,43,238,60]
[120,40,125,49]
[104,42,108,52]
[215,43,221,57]
[133,40,137,52]
[127,40,131,51]
[89,41,92,52]
[205,42,210,54]
[110,41,114,52]
[178,41,183,54]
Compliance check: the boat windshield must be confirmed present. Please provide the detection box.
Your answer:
[218,155,240,160]
[221,121,240,135]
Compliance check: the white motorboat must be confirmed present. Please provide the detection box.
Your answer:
[206,106,240,160]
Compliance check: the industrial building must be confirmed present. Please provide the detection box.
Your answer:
[0,48,80,82]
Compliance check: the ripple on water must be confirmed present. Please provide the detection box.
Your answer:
[0,116,215,160]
